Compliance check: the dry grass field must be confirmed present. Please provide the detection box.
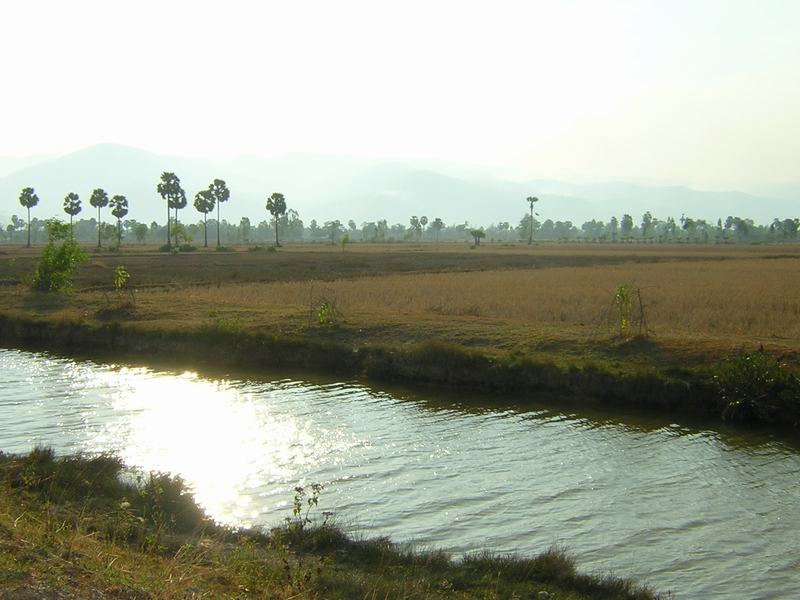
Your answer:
[2,242,800,367]
[166,256,800,339]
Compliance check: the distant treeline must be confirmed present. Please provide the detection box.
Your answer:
[3,211,799,246]
[4,174,799,246]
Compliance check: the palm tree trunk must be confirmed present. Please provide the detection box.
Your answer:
[97,206,102,248]
[166,201,171,247]
[203,213,208,248]
[26,207,31,248]
[216,203,221,247]
[528,205,533,245]
[274,216,279,247]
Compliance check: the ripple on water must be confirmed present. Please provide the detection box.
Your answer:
[1,348,799,599]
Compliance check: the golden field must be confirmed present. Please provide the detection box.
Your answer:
[2,242,800,367]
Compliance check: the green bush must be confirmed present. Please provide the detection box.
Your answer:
[32,220,88,292]
[715,350,800,425]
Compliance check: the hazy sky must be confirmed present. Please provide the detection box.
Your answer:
[3,0,798,187]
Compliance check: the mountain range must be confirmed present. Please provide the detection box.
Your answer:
[0,144,796,227]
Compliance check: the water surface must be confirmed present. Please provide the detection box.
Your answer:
[1,348,798,598]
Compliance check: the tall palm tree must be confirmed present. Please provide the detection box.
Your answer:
[208,179,230,247]
[526,196,539,245]
[63,192,81,237]
[193,189,215,248]
[266,192,287,247]
[89,188,109,248]
[157,172,185,247]
[110,195,129,247]
[18,187,39,248]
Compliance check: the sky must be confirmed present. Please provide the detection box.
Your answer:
[2,0,799,188]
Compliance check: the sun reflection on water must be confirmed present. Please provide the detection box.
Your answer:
[85,368,351,526]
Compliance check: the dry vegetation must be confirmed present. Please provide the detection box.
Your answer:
[154,257,799,340]
[2,242,800,366]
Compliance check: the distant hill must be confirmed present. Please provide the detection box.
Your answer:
[0,144,795,227]
[0,154,53,178]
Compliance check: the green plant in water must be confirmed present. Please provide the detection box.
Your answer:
[613,283,633,334]
[114,265,130,294]
[32,219,88,292]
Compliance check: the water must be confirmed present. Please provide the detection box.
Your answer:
[1,348,798,598]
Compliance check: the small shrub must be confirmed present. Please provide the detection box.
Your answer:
[32,219,88,292]
[114,265,130,294]
[215,245,234,252]
[317,298,340,326]
[248,245,265,252]
[715,350,800,425]
[134,472,206,535]
[286,483,325,531]
[158,244,172,253]
[179,243,197,252]
[613,283,632,333]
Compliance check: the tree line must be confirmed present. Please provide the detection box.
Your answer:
[5,177,799,247]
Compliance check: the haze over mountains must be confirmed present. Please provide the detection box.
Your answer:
[0,144,796,228]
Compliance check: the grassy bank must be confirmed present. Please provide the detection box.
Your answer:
[0,449,660,599]
[1,243,799,430]
[2,311,799,430]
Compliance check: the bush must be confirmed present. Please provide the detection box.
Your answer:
[179,243,197,252]
[32,220,88,292]
[715,350,800,425]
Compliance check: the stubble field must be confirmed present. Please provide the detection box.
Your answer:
[2,242,799,367]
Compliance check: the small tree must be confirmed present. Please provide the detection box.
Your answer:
[32,219,88,292]
[89,188,109,248]
[18,187,39,248]
[266,192,287,247]
[325,220,342,245]
[63,192,81,237]
[431,217,445,243]
[420,216,428,239]
[110,195,129,247]
[410,215,421,241]
[134,223,148,244]
[526,196,539,244]
[208,179,230,247]
[641,211,653,241]
[470,228,486,246]
[193,189,215,247]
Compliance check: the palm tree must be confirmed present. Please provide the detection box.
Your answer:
[526,196,539,245]
[266,192,287,247]
[63,192,81,237]
[157,172,185,247]
[18,187,39,248]
[89,188,110,248]
[110,195,129,247]
[193,189,215,248]
[208,179,230,247]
